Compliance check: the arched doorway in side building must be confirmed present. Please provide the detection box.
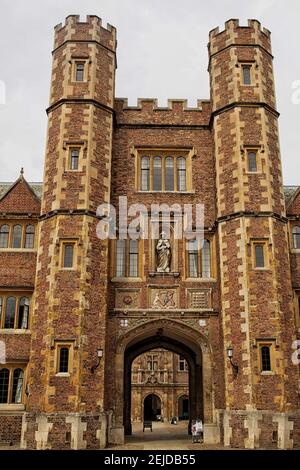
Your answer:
[178,395,189,420]
[143,394,162,421]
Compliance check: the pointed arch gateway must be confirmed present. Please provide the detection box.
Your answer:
[111,318,215,443]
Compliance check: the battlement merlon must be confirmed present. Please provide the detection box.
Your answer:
[53,15,117,53]
[208,19,272,56]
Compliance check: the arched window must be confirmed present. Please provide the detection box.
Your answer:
[0,368,9,403]
[4,296,16,328]
[12,225,22,248]
[18,297,30,329]
[141,157,150,191]
[293,226,300,249]
[12,369,24,403]
[0,225,9,248]
[165,157,174,191]
[0,297,2,326]
[202,239,211,278]
[153,157,162,191]
[177,157,186,191]
[24,225,35,249]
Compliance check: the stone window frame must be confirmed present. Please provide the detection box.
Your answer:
[54,341,74,377]
[254,339,277,375]
[0,292,32,331]
[131,146,196,194]
[110,238,143,282]
[59,238,78,271]
[237,60,257,87]
[0,363,26,409]
[241,144,264,175]
[0,221,37,251]
[70,57,91,83]
[250,238,270,271]
[184,237,214,280]
[63,140,87,172]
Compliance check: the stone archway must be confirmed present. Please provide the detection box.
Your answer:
[110,318,216,444]
[178,394,189,420]
[143,393,162,421]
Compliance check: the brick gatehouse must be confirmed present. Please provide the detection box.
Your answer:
[0,15,299,449]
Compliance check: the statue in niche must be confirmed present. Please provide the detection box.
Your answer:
[156,232,171,272]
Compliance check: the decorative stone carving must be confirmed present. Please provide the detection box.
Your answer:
[188,289,211,309]
[145,374,159,385]
[151,288,177,309]
[116,289,140,309]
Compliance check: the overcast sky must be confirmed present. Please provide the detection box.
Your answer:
[0,0,299,184]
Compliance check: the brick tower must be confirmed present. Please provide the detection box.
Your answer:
[21,16,116,449]
[209,19,299,448]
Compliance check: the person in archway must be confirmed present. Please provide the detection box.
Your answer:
[192,418,203,443]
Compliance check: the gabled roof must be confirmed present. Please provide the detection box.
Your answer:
[0,170,42,214]
[283,186,300,209]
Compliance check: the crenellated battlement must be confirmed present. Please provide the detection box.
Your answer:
[208,18,271,56]
[53,14,116,52]
[114,98,211,126]
[115,97,210,111]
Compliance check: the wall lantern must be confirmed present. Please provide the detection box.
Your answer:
[91,348,103,374]
[227,347,239,374]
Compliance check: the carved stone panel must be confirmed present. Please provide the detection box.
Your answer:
[188,288,211,309]
[116,289,140,309]
[149,288,178,309]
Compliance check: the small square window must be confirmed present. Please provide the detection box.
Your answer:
[120,319,128,327]
[75,63,84,82]
[242,65,251,85]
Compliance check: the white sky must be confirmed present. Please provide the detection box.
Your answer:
[0,0,299,184]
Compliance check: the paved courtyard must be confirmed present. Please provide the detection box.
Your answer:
[108,421,226,450]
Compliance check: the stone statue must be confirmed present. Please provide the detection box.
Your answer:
[156,232,171,272]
